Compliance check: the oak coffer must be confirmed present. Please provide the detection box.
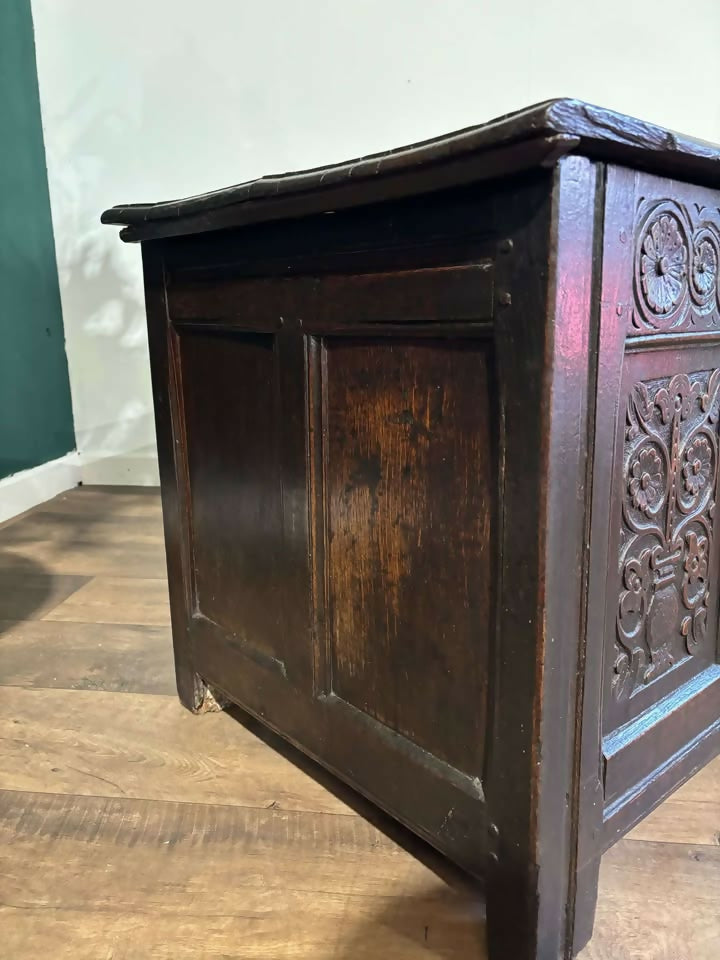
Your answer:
[103,99,720,960]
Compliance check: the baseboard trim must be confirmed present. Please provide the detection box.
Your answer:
[0,452,81,523]
[79,450,160,486]
[0,449,161,522]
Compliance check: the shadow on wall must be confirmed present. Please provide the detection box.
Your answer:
[58,229,158,482]
[43,75,159,484]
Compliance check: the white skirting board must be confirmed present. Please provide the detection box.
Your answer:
[0,452,81,524]
[0,448,161,523]
[78,448,160,486]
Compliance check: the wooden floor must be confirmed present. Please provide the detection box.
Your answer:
[0,487,718,959]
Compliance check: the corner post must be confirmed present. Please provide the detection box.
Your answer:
[486,155,604,959]
[141,242,213,712]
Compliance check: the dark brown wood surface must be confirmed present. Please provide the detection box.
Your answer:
[588,168,720,855]
[324,336,493,774]
[102,99,720,242]
[181,329,296,675]
[137,160,720,958]
[141,181,516,888]
[99,100,720,959]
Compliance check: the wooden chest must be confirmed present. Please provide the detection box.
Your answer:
[103,99,720,959]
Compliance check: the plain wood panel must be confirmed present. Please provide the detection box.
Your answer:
[179,328,311,683]
[315,264,494,325]
[181,328,280,638]
[323,337,494,775]
[168,274,313,324]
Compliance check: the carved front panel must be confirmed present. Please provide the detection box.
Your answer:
[614,369,720,701]
[602,170,720,736]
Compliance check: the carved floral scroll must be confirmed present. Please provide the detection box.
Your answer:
[614,369,720,700]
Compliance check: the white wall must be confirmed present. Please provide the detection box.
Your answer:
[31,0,720,484]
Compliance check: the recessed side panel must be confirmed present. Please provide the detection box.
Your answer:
[178,327,298,681]
[321,336,494,776]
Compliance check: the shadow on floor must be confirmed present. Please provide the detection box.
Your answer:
[0,551,71,632]
[334,887,487,960]
[228,700,489,957]
[227,704,485,892]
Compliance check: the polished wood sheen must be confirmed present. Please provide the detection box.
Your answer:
[323,337,493,773]
[103,99,720,960]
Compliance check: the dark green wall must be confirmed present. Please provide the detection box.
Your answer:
[0,0,74,480]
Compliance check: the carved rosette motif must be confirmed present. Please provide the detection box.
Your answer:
[632,201,720,333]
[614,370,720,700]
[691,228,720,314]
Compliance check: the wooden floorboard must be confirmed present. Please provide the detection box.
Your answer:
[0,509,167,578]
[0,485,718,959]
[44,576,171,626]
[0,569,89,620]
[33,486,163,519]
[0,789,484,960]
[0,686,355,815]
[0,619,175,694]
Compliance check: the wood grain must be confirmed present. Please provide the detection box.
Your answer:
[0,486,718,959]
[179,329,289,661]
[0,789,485,960]
[626,759,720,845]
[44,577,171,626]
[0,619,175,694]
[0,686,354,815]
[2,907,484,960]
[324,337,493,774]
[580,840,720,960]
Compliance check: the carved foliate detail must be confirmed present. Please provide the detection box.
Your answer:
[632,201,720,333]
[614,369,720,700]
